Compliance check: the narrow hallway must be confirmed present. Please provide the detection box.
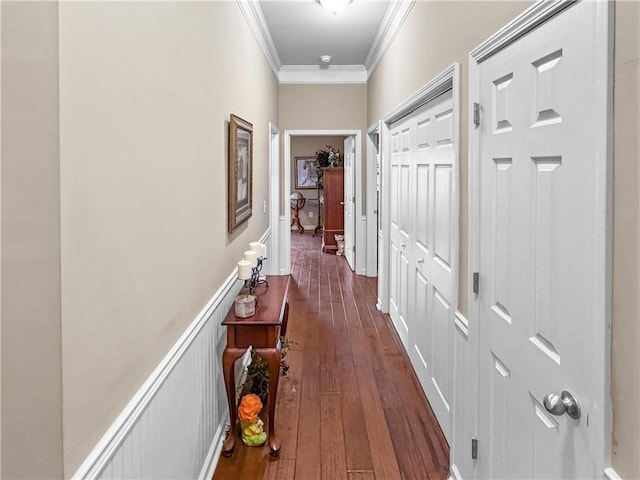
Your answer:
[213,233,449,479]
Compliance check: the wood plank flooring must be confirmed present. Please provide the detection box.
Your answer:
[213,232,449,480]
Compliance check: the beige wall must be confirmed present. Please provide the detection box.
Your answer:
[290,135,347,229]
[368,1,640,478]
[279,83,367,132]
[54,1,277,476]
[611,1,640,477]
[1,2,64,478]
[367,0,531,316]
[279,83,367,213]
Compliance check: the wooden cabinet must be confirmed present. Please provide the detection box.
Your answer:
[321,167,344,253]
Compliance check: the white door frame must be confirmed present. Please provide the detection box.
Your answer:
[468,1,613,477]
[366,121,381,278]
[279,129,363,275]
[268,122,280,275]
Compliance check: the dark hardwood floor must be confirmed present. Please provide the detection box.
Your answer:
[213,232,449,480]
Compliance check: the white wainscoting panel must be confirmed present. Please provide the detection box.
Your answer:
[73,230,271,480]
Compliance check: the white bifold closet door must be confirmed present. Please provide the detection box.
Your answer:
[389,90,455,440]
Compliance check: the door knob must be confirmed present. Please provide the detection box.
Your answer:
[339,201,345,205]
[543,390,581,419]
[401,243,406,248]
[417,258,424,264]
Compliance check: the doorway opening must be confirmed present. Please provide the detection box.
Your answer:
[273,129,363,276]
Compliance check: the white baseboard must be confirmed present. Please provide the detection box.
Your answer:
[290,224,317,231]
[605,467,623,480]
[197,423,227,480]
[449,463,463,480]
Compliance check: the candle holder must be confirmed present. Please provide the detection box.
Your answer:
[244,256,269,299]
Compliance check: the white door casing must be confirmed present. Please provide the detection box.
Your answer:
[344,136,356,270]
[470,2,612,478]
[280,130,362,276]
[366,121,381,278]
[268,122,280,275]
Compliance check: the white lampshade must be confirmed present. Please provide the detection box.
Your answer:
[317,0,353,15]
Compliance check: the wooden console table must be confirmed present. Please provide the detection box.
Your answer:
[221,275,290,457]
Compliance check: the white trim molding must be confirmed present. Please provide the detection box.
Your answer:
[72,229,273,479]
[72,270,240,479]
[469,0,575,63]
[283,130,363,276]
[236,0,282,77]
[605,467,623,480]
[365,0,416,79]
[269,122,281,275]
[383,63,458,124]
[237,0,415,84]
[279,65,367,84]
[365,121,381,279]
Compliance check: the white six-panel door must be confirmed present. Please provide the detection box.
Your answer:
[389,90,455,439]
[389,120,412,346]
[474,2,610,477]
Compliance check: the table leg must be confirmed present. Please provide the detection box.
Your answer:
[221,348,246,457]
[255,348,281,457]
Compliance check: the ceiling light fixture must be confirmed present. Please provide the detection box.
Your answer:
[316,0,353,15]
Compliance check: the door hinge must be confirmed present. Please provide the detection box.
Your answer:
[472,438,478,460]
[352,245,356,252]
[473,272,480,294]
[473,102,480,127]
[352,196,356,203]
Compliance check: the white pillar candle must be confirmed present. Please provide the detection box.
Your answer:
[244,250,258,268]
[260,243,267,258]
[237,260,252,280]
[249,242,263,257]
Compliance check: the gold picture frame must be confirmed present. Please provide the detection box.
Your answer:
[228,114,253,232]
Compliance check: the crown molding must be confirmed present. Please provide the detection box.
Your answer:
[364,0,416,79]
[469,0,575,63]
[236,0,282,77]
[279,65,367,84]
[237,0,414,84]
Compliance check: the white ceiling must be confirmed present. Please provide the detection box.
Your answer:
[259,0,392,67]
[241,0,413,83]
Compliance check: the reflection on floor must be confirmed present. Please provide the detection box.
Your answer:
[213,232,449,480]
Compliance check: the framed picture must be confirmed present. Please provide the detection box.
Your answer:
[294,156,319,189]
[228,114,253,232]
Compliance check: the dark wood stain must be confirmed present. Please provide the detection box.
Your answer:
[213,233,449,480]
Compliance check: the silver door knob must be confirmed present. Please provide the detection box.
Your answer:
[543,390,581,419]
[401,243,406,248]
[339,201,345,205]
[417,258,424,264]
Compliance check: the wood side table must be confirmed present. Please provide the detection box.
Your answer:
[221,275,290,457]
